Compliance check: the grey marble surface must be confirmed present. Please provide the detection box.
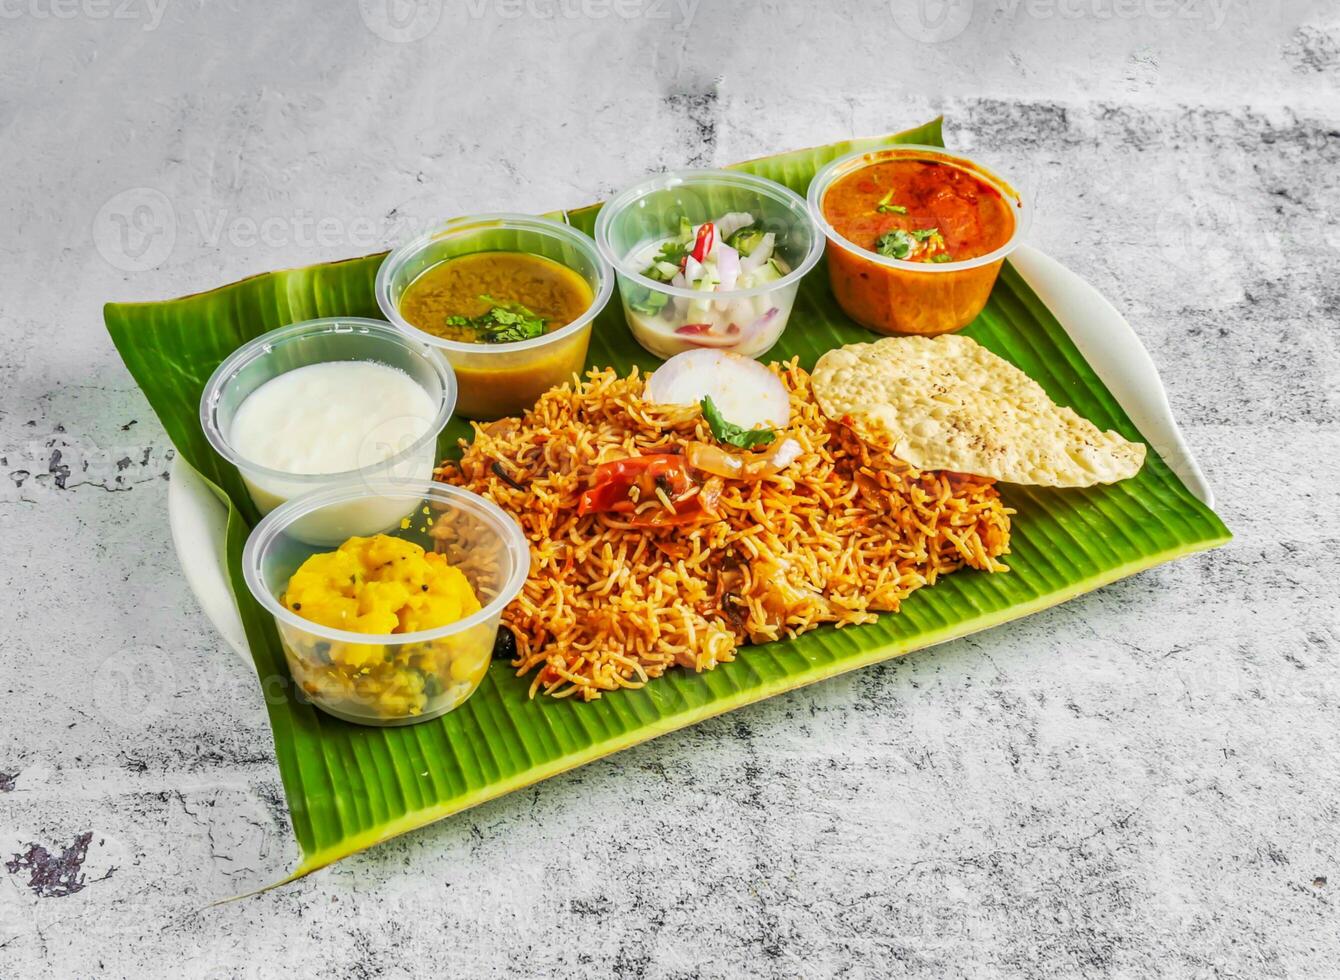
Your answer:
[2,1,1338,976]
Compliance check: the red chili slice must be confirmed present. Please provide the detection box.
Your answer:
[691,222,715,263]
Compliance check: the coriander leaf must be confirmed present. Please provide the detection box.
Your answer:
[488,307,526,326]
[486,318,545,344]
[656,240,688,264]
[875,229,915,259]
[700,395,776,450]
[930,253,954,263]
[641,239,688,280]
[876,228,950,263]
[442,299,547,344]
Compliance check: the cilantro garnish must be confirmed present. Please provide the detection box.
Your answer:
[639,238,690,282]
[700,395,776,450]
[655,239,689,266]
[874,229,916,259]
[445,296,547,344]
[874,228,948,262]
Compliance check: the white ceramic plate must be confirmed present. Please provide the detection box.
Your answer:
[170,244,1214,663]
[168,455,251,661]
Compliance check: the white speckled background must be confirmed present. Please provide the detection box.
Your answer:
[1,0,1337,975]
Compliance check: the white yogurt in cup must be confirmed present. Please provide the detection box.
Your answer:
[201,318,456,543]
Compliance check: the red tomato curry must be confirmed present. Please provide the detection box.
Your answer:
[818,152,1020,336]
[823,159,1014,264]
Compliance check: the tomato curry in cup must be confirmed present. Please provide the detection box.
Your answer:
[807,146,1026,336]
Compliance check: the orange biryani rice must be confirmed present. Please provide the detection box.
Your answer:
[435,359,1012,700]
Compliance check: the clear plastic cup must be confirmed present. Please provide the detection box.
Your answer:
[594,169,824,360]
[201,318,456,527]
[242,479,530,726]
[807,145,1030,336]
[375,213,612,421]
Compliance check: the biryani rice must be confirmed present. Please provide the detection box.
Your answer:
[435,359,1012,700]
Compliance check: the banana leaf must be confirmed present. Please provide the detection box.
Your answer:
[105,118,1231,882]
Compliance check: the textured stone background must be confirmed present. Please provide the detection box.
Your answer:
[1,0,1338,976]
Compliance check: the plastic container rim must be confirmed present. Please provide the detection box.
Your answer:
[199,317,456,489]
[375,212,614,356]
[806,144,1030,274]
[241,478,531,646]
[594,168,825,301]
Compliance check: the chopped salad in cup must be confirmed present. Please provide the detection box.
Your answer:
[622,212,792,357]
[595,168,823,361]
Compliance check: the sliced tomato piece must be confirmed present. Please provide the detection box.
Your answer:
[578,454,715,527]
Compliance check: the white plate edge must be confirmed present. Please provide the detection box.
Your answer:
[168,454,251,663]
[1008,244,1215,508]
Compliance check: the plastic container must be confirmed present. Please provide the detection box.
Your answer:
[376,213,612,421]
[201,318,455,525]
[595,169,823,360]
[242,479,530,726]
[807,145,1029,336]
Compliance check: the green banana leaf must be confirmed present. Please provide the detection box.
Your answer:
[105,118,1230,883]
